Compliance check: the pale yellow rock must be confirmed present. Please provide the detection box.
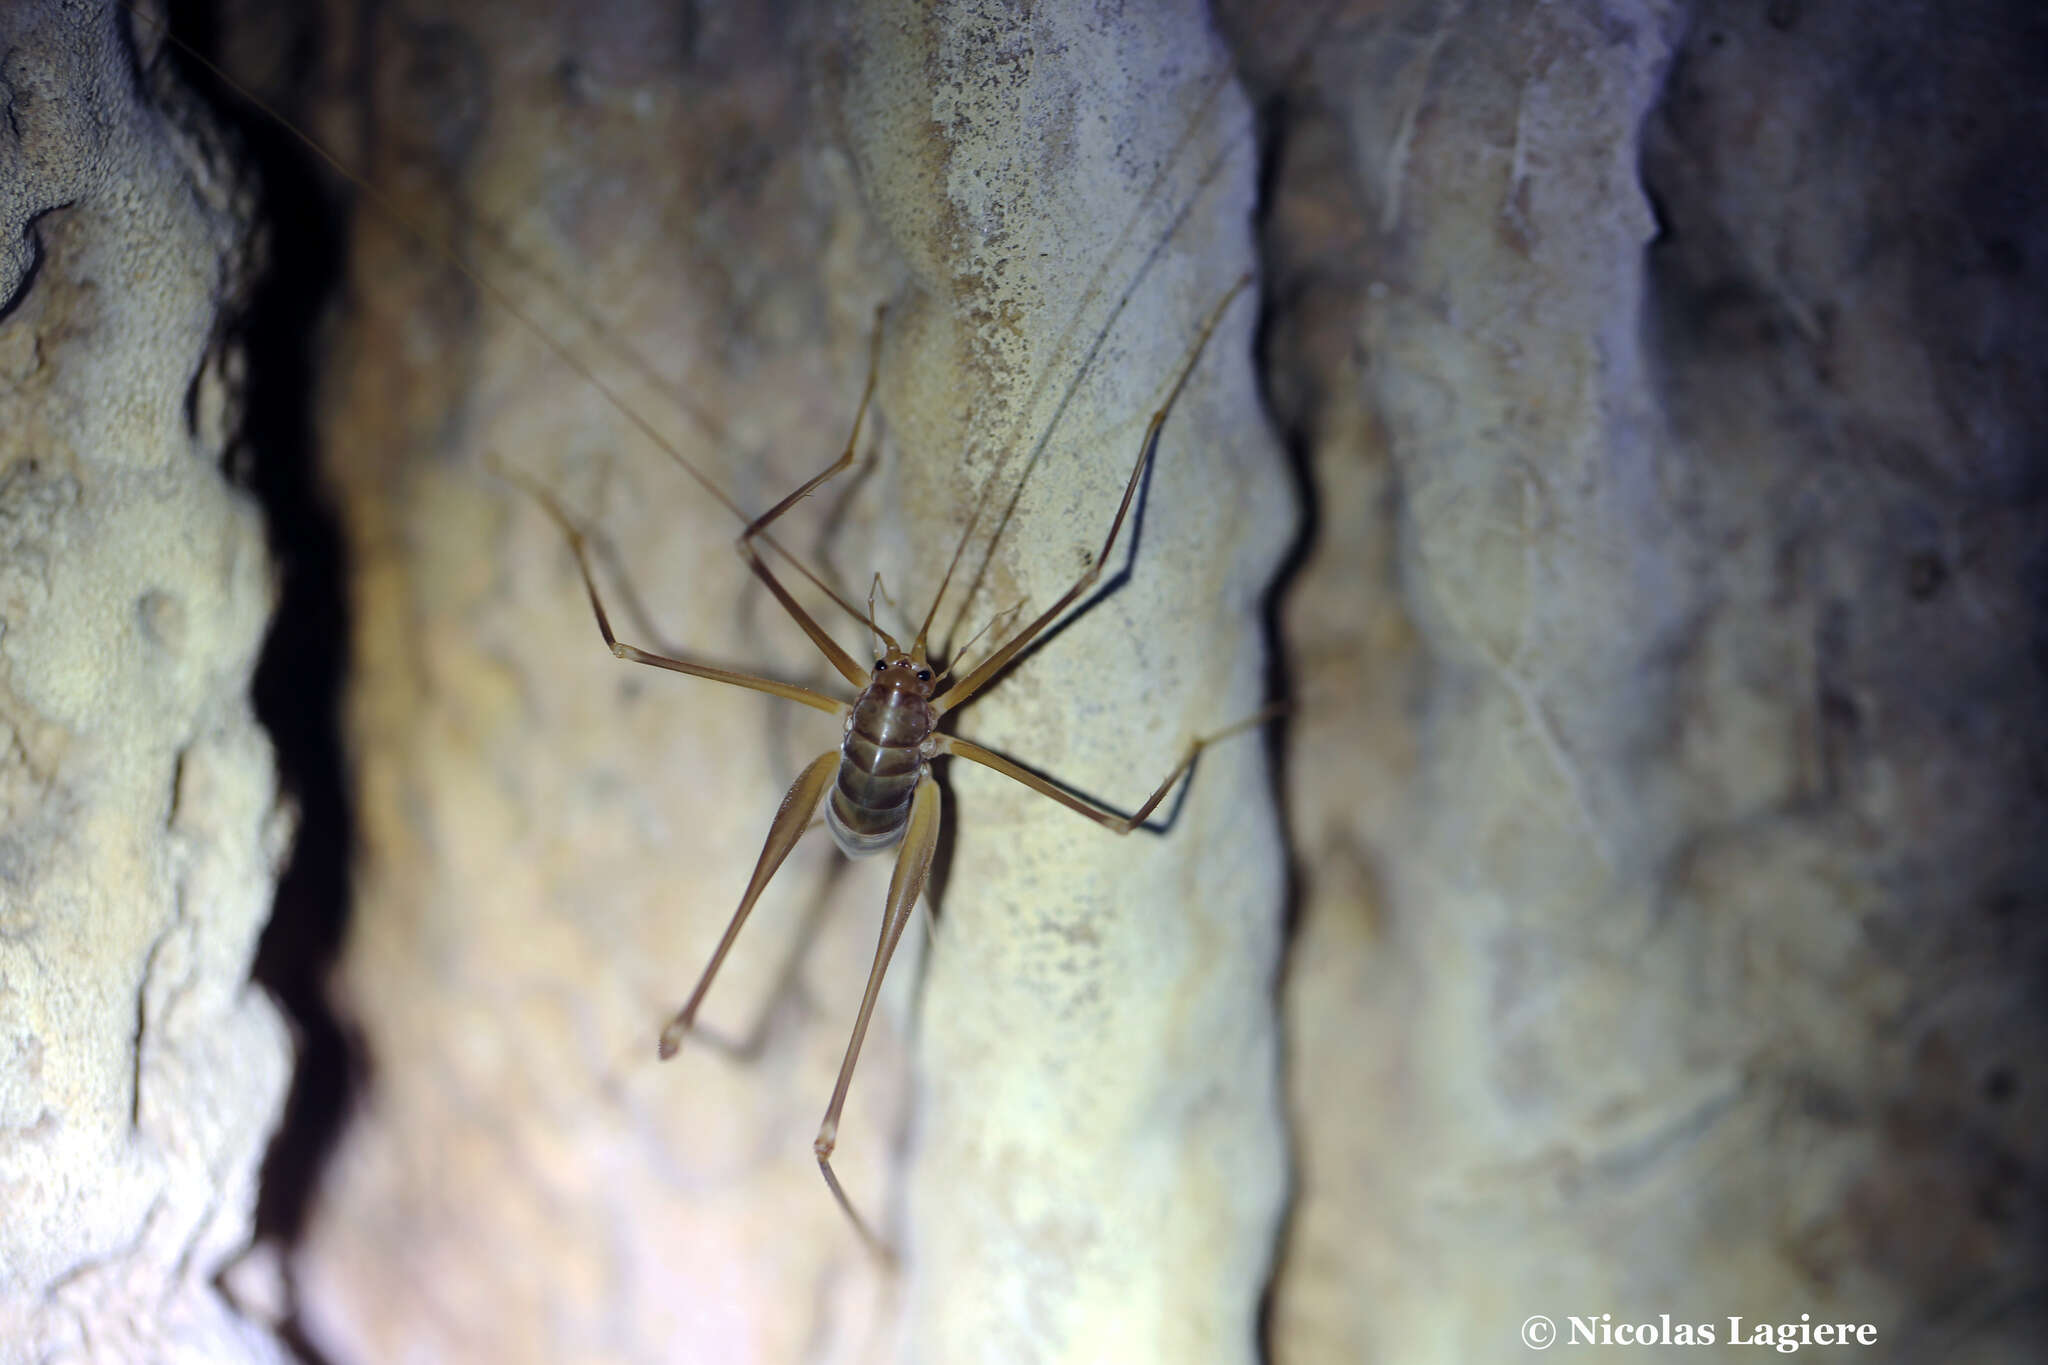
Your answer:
[0,3,291,1362]
[286,0,1288,1361]
[175,0,2048,1360]
[294,4,909,1351]
[840,3,1289,1360]
[1244,2,2048,1362]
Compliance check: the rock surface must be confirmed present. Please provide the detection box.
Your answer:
[0,2,291,1362]
[141,0,2048,1361]
[268,0,1289,1360]
[1241,1,2048,1359]
[845,3,1290,1358]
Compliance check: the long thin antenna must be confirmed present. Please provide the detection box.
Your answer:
[915,1,1348,657]
[124,3,875,631]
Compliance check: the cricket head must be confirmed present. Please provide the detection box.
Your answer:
[870,643,936,699]
[863,571,936,698]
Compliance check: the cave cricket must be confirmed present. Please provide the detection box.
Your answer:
[135,3,1280,1261]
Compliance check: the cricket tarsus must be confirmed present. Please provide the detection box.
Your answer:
[935,701,1285,835]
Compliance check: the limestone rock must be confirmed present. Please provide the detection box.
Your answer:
[844,3,1289,1358]
[171,0,2048,1361]
[1242,1,2048,1359]
[0,3,291,1362]
[272,1,1287,1360]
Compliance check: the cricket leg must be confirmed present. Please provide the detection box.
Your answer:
[658,749,841,1059]
[935,703,1281,832]
[815,774,941,1263]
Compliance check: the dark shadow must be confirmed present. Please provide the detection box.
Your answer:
[1246,100,1318,1365]
[917,378,1225,847]
[920,746,960,931]
[0,208,53,321]
[152,5,359,1363]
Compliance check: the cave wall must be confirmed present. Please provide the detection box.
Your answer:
[59,0,2045,1361]
[1250,1,2048,1359]
[245,1,1289,1361]
[0,2,291,1361]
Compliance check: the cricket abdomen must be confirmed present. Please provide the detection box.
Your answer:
[826,681,933,856]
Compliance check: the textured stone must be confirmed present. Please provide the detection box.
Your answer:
[0,3,291,1362]
[843,3,1289,1359]
[1242,1,2048,1360]
[259,1,1288,1362]
[163,0,2048,1360]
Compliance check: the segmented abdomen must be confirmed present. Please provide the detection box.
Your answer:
[826,688,931,856]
